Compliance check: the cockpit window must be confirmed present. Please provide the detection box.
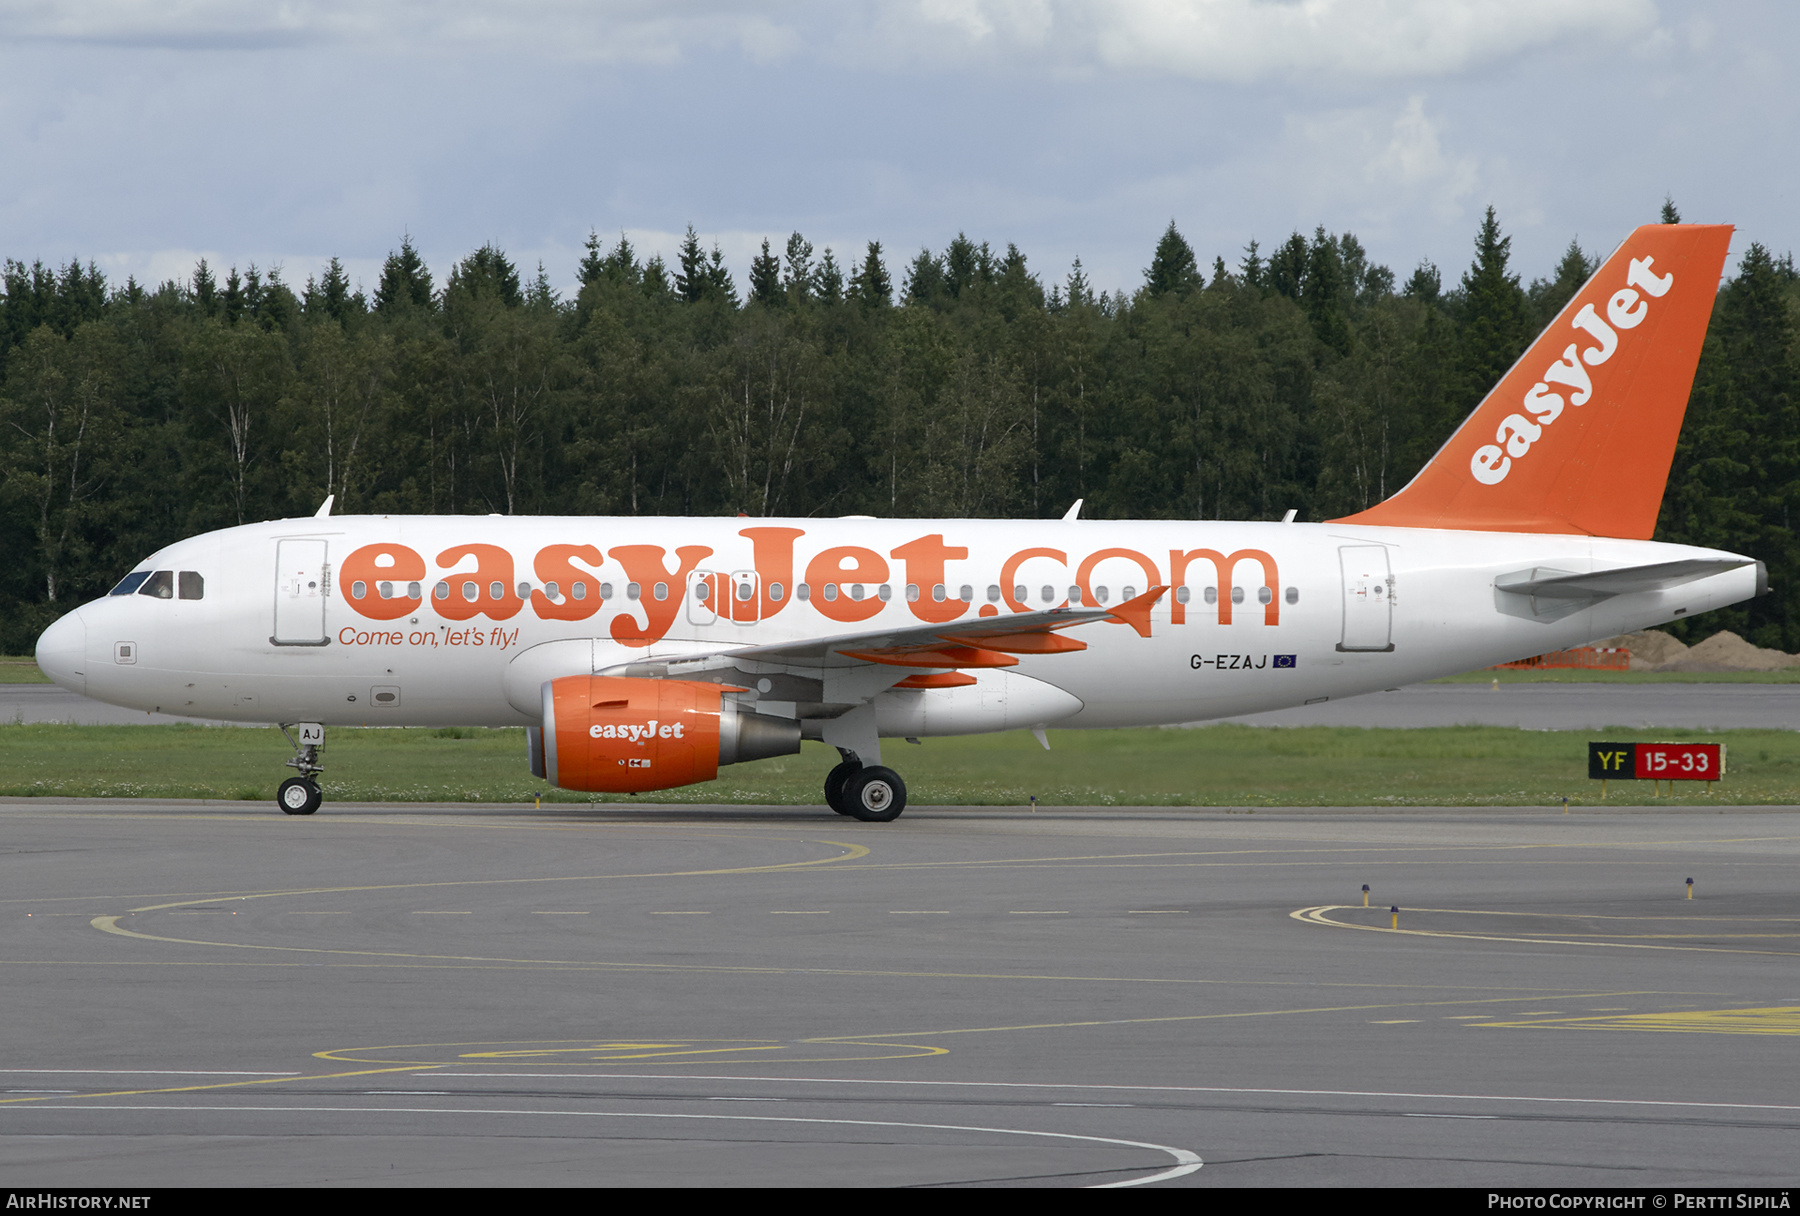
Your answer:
[137,571,175,599]
[179,571,204,600]
[110,571,151,596]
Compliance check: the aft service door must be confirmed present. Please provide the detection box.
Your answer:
[273,539,329,645]
[1337,545,1394,652]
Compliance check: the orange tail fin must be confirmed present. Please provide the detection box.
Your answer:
[1331,223,1732,539]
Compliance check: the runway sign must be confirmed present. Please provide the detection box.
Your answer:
[1588,741,1725,781]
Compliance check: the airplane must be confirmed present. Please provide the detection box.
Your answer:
[33,223,1762,822]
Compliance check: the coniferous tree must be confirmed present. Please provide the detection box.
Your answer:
[1453,206,1531,411]
[602,234,640,286]
[1528,240,1595,324]
[1403,261,1441,303]
[526,262,557,311]
[814,248,844,305]
[904,248,944,304]
[675,226,707,304]
[1144,221,1201,297]
[447,245,521,307]
[375,237,435,313]
[641,254,672,299]
[1065,257,1092,309]
[782,233,814,306]
[704,243,737,306]
[938,235,993,301]
[193,259,219,317]
[1302,228,1349,354]
[1268,234,1308,300]
[577,230,607,287]
[222,267,245,324]
[748,239,783,308]
[306,257,358,325]
[850,242,891,309]
[1239,240,1265,289]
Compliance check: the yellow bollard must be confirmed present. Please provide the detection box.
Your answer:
[1686,877,1693,900]
[1362,884,1370,907]
[1390,905,1400,929]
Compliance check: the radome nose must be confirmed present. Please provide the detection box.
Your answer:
[35,608,87,695]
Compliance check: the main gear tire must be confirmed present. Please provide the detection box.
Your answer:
[824,761,861,816]
[844,766,906,823]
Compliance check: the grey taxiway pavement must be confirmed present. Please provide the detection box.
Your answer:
[7,680,1798,729]
[2,801,1798,1187]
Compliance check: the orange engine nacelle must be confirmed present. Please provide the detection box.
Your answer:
[530,675,802,793]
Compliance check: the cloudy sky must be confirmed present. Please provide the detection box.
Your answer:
[2,1,1794,298]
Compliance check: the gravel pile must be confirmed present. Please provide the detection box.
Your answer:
[1590,629,1800,672]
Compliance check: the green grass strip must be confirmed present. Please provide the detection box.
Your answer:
[2,722,1794,807]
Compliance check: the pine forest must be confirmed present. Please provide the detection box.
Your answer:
[2,205,1795,656]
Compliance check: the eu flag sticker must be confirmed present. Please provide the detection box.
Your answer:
[1273,654,1297,668]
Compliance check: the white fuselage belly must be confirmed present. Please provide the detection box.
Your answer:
[57,516,1757,732]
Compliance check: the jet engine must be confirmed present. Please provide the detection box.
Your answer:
[528,675,801,793]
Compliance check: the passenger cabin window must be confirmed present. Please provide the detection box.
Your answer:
[137,571,175,599]
[111,571,151,596]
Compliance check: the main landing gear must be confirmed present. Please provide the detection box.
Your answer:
[277,723,326,816]
[824,753,907,823]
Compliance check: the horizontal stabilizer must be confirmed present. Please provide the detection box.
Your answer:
[1495,558,1753,622]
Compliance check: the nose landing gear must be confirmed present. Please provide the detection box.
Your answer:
[277,723,326,816]
[277,776,323,816]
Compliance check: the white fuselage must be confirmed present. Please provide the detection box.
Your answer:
[35,515,1759,733]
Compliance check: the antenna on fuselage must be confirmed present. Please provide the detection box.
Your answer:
[314,494,334,519]
[1062,499,1083,522]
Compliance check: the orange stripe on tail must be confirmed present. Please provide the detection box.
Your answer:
[1331,224,1732,539]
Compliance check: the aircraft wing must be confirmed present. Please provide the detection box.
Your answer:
[596,588,1168,689]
